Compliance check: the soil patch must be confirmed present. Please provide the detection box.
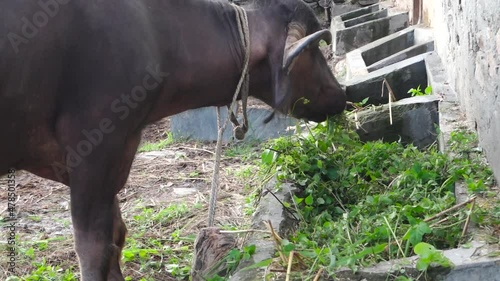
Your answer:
[0,116,261,280]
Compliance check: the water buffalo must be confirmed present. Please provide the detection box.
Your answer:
[0,0,345,279]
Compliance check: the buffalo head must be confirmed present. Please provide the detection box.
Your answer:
[249,0,346,123]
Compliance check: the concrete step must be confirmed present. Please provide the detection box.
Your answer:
[344,53,429,104]
[331,3,409,55]
[349,95,439,149]
[346,25,434,79]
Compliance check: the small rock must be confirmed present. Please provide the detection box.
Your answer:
[172,187,197,196]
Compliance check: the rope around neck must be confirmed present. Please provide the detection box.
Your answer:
[207,4,250,227]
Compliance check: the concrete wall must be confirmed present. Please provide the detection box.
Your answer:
[432,0,500,182]
[389,0,500,181]
[422,0,434,26]
[389,0,416,23]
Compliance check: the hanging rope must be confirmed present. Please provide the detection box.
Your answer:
[207,4,250,227]
[228,3,250,141]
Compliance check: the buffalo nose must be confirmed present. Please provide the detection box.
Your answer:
[330,91,347,115]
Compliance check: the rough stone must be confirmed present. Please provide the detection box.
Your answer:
[173,187,198,196]
[229,182,299,281]
[349,95,439,149]
[171,107,296,143]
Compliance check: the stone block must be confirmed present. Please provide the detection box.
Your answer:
[229,182,298,281]
[367,40,434,71]
[332,7,409,56]
[345,54,428,104]
[171,107,296,143]
[346,25,434,80]
[339,3,380,21]
[343,8,388,28]
[349,95,439,149]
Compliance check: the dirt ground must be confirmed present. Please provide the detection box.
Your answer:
[0,113,265,280]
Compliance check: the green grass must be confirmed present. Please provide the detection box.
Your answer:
[3,235,77,281]
[6,260,77,281]
[138,132,174,152]
[224,140,261,161]
[408,85,433,97]
[257,115,497,278]
[120,202,202,279]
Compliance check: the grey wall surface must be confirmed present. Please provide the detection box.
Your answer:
[433,0,500,182]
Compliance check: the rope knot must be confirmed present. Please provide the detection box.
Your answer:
[233,125,247,140]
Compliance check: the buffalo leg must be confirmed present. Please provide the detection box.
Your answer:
[108,197,128,281]
[67,131,141,281]
[71,175,118,281]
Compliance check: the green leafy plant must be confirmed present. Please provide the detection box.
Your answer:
[408,85,432,97]
[257,115,495,277]
[414,242,453,271]
[353,97,370,108]
[10,259,77,281]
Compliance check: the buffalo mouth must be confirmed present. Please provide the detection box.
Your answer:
[289,99,346,123]
[298,112,328,123]
[306,114,329,123]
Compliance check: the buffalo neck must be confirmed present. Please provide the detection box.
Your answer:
[145,0,272,123]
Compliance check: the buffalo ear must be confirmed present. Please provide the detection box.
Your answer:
[269,27,333,109]
[268,49,292,110]
[283,29,332,72]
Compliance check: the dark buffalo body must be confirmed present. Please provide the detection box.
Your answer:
[0,0,345,280]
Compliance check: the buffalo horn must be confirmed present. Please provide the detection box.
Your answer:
[283,28,332,71]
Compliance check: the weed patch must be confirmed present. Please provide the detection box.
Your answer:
[258,116,497,277]
[138,132,175,152]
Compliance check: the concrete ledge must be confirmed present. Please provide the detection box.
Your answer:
[339,3,381,21]
[345,53,428,104]
[346,25,434,80]
[424,52,466,153]
[333,241,500,281]
[367,41,434,72]
[170,107,296,143]
[350,95,440,149]
[332,8,409,56]
[343,8,388,28]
